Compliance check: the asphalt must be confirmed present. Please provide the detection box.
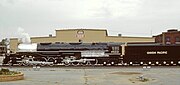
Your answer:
[1,66,180,85]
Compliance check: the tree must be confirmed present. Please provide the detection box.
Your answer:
[0,38,9,46]
[0,38,9,54]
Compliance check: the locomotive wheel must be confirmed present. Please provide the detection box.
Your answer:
[178,61,180,65]
[86,61,91,65]
[155,62,159,66]
[72,62,79,66]
[22,63,28,66]
[78,62,86,66]
[148,62,152,66]
[18,63,24,66]
[49,63,54,66]
[110,62,115,66]
[170,61,174,65]
[140,62,143,66]
[40,63,45,66]
[163,61,167,65]
[129,62,133,66]
[90,59,98,66]
[103,62,107,66]
[82,62,87,66]
[123,63,128,66]
[64,62,70,66]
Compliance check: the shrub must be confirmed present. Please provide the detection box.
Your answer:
[0,68,20,75]
[1,68,10,72]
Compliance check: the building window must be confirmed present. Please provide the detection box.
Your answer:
[165,37,171,44]
[175,37,180,42]
[166,37,170,42]
[175,37,180,44]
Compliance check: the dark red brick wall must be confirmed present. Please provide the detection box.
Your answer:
[155,31,180,44]
[164,32,180,44]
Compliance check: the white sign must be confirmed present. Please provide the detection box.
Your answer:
[76,30,84,39]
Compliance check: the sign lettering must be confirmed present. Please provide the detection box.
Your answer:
[147,51,167,55]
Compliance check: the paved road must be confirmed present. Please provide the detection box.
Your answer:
[1,66,180,85]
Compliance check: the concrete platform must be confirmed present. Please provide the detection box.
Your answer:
[1,66,180,85]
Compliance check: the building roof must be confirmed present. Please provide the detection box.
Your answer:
[56,28,107,31]
[107,36,153,39]
[56,28,108,36]
[155,29,180,36]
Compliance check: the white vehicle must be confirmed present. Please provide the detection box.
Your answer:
[17,57,54,66]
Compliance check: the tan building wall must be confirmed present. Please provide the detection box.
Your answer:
[31,37,56,43]
[10,39,19,52]
[10,29,155,52]
[55,29,107,42]
[106,36,154,42]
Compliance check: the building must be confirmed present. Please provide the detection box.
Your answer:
[10,28,155,52]
[154,29,180,45]
[0,45,7,55]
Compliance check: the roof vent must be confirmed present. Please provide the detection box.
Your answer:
[49,34,53,37]
[118,34,122,37]
[167,29,178,32]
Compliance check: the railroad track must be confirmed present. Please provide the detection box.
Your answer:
[1,64,180,68]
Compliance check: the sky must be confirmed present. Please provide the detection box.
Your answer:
[0,0,180,40]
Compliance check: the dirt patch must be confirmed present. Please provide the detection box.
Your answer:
[110,72,142,75]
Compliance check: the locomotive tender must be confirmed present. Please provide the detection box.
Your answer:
[3,42,180,66]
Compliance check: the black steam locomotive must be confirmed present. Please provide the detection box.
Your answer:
[2,42,180,66]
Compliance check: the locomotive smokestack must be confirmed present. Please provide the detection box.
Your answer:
[17,27,31,44]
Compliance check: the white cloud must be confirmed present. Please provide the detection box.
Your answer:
[1,0,180,40]
[0,0,143,19]
[79,0,143,18]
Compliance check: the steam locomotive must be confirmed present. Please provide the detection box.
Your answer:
[2,42,180,66]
